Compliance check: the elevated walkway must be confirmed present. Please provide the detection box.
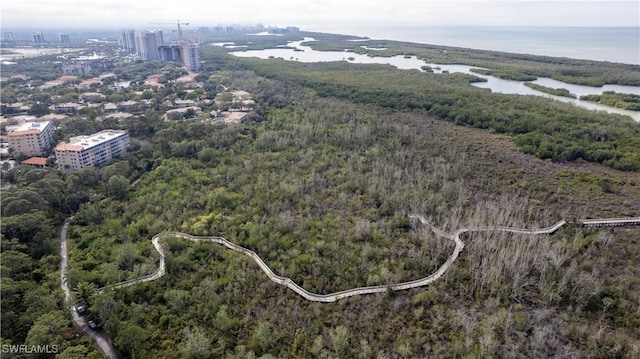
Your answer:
[580,217,640,227]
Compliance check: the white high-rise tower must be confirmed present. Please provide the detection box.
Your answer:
[183,43,200,71]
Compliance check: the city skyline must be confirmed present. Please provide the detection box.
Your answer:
[1,0,638,30]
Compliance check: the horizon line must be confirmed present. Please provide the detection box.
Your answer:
[3,24,639,31]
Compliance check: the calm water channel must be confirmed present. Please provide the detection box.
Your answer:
[227,38,640,122]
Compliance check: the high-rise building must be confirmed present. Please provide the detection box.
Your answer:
[3,32,15,42]
[54,130,130,173]
[154,30,164,47]
[120,30,136,52]
[58,33,70,43]
[183,43,200,71]
[6,120,56,157]
[158,45,182,62]
[32,32,45,43]
[134,30,162,60]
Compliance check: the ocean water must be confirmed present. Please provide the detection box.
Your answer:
[307,26,640,65]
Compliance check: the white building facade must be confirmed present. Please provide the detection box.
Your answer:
[32,32,45,43]
[59,33,71,43]
[54,130,130,173]
[183,43,200,71]
[134,30,163,60]
[120,30,136,52]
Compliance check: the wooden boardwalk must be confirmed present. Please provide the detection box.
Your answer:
[580,217,640,228]
[91,215,639,303]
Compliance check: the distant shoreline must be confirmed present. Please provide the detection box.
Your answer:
[2,25,638,64]
[306,25,640,65]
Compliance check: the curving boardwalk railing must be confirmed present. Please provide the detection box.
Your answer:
[61,214,638,358]
[94,216,638,301]
[96,215,573,302]
[580,217,640,227]
[96,237,165,294]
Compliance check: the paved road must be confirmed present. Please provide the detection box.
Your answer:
[60,219,118,359]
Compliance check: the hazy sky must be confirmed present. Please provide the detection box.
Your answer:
[1,0,638,30]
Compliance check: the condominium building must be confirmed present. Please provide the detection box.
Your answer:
[32,32,45,43]
[154,30,164,47]
[183,43,200,71]
[61,54,115,75]
[54,130,130,173]
[134,30,163,60]
[6,120,55,157]
[3,32,15,42]
[158,44,182,61]
[120,29,136,52]
[58,33,71,43]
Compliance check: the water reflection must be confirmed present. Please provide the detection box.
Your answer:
[227,38,640,121]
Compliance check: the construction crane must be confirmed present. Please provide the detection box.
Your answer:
[150,20,190,50]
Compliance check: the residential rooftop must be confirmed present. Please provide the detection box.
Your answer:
[21,157,48,166]
[6,120,52,135]
[55,130,128,152]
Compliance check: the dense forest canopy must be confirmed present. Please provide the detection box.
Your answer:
[211,47,640,171]
[1,33,639,358]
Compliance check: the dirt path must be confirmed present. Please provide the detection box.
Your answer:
[60,219,118,359]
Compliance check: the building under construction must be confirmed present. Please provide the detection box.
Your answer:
[182,43,200,71]
[120,20,199,71]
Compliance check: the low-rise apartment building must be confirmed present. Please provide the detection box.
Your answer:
[54,130,130,173]
[6,120,55,157]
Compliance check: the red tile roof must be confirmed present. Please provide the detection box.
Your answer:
[21,157,47,166]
